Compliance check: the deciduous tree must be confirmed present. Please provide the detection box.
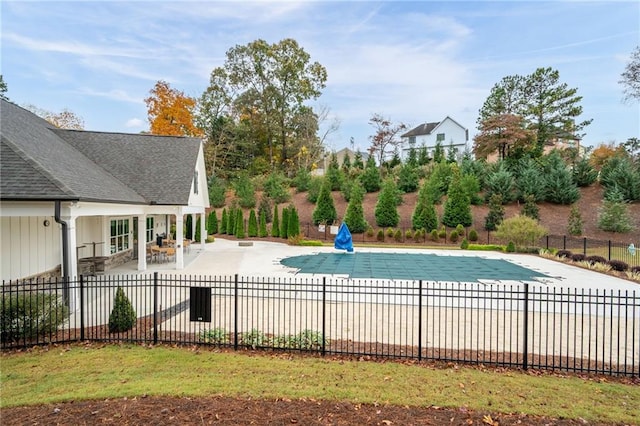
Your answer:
[368,113,407,169]
[145,80,201,137]
[620,46,640,103]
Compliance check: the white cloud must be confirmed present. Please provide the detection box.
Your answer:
[125,118,145,128]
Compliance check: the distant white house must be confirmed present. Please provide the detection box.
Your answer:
[313,147,369,176]
[399,116,469,160]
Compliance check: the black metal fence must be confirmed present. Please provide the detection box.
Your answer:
[301,224,640,268]
[2,274,638,377]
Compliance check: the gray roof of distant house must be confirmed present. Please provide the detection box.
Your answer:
[401,122,439,138]
[0,99,201,205]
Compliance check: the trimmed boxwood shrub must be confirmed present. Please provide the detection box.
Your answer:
[571,253,586,262]
[460,238,469,249]
[394,229,403,242]
[468,229,478,242]
[608,260,629,272]
[109,287,136,333]
[506,241,516,253]
[430,229,439,242]
[376,229,384,242]
[556,250,573,259]
[449,230,459,243]
[585,255,607,265]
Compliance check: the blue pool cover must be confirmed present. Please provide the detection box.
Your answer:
[280,252,548,282]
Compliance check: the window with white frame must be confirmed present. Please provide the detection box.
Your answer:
[146,217,154,243]
[409,136,416,145]
[110,218,130,254]
[436,133,445,142]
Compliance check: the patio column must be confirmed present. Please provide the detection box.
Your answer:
[200,212,206,246]
[137,215,147,271]
[175,214,184,269]
[190,213,196,241]
[60,213,79,310]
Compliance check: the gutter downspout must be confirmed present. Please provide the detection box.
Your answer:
[54,201,70,304]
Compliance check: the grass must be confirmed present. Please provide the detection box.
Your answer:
[2,344,639,424]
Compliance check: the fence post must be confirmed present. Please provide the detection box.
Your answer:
[153,272,158,345]
[583,237,587,256]
[608,240,612,261]
[322,276,326,357]
[79,275,85,341]
[546,235,549,250]
[234,273,239,351]
[523,283,529,371]
[487,230,490,245]
[563,235,566,250]
[418,280,423,362]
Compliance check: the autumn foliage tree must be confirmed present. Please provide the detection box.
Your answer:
[145,80,201,137]
[473,114,533,160]
[368,114,407,169]
[24,104,85,130]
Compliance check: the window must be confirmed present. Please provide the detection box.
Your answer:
[146,217,154,243]
[436,133,445,142]
[110,218,130,254]
[193,170,198,194]
[409,136,416,145]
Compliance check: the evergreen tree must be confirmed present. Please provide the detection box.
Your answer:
[341,154,352,172]
[572,157,598,187]
[484,164,516,204]
[543,151,580,204]
[432,141,445,163]
[412,180,438,232]
[600,156,640,201]
[429,161,453,198]
[194,217,201,241]
[258,195,273,223]
[235,209,245,238]
[406,147,418,167]
[263,171,291,203]
[258,209,268,237]
[360,156,382,193]
[460,173,482,205]
[484,194,505,231]
[281,205,290,239]
[220,208,228,234]
[353,150,364,169]
[375,178,400,227]
[108,287,137,333]
[292,167,312,193]
[442,168,473,227]
[397,163,419,193]
[567,205,583,236]
[418,144,430,165]
[287,205,301,238]
[234,173,256,208]
[343,180,368,233]
[227,206,236,236]
[326,152,343,191]
[185,214,193,239]
[446,142,458,163]
[516,158,546,202]
[312,178,338,225]
[248,209,258,237]
[207,210,218,234]
[521,194,540,220]
[597,188,634,233]
[272,204,280,237]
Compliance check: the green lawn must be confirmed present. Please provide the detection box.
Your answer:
[2,344,639,424]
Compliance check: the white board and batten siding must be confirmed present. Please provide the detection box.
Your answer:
[1,216,60,282]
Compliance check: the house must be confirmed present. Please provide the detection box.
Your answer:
[400,116,469,160]
[1,100,210,299]
[313,147,369,175]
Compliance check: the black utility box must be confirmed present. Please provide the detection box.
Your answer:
[190,287,211,322]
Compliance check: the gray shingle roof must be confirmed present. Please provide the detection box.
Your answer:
[0,99,201,205]
[401,122,439,138]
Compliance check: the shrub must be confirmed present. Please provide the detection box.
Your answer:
[467,244,505,252]
[386,227,395,237]
[234,173,256,208]
[484,193,505,231]
[455,224,465,237]
[287,329,327,350]
[506,241,516,253]
[240,328,267,349]
[449,230,459,243]
[494,215,548,248]
[306,177,323,203]
[567,205,583,236]
[199,327,229,345]
[414,228,425,241]
[460,238,469,249]
[263,171,291,204]
[405,229,413,240]
[108,287,137,333]
[430,229,439,242]
[630,266,640,274]
[375,178,400,227]
[394,229,403,242]
[366,226,375,237]
[292,168,312,192]
[585,255,607,265]
[1,292,69,343]
[571,253,586,262]
[556,250,573,259]
[468,228,479,242]
[376,229,385,242]
[608,260,629,272]
[438,227,447,239]
[207,176,227,208]
[247,210,258,237]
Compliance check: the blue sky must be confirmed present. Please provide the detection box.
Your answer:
[2,1,638,152]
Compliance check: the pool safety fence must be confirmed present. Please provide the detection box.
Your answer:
[2,273,638,377]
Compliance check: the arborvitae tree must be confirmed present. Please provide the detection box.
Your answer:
[312,178,338,225]
[597,188,634,233]
[353,150,364,169]
[484,193,505,231]
[375,178,400,227]
[220,208,228,234]
[280,205,290,239]
[258,209,268,237]
[442,169,473,228]
[572,157,598,187]
[185,214,193,240]
[341,153,352,172]
[247,209,258,237]
[406,147,418,167]
[271,204,280,237]
[108,287,136,333]
[257,195,273,223]
[484,164,515,204]
[543,152,580,204]
[343,180,368,233]
[287,205,301,238]
[521,194,540,220]
[418,144,430,165]
[326,152,343,191]
[567,205,583,236]
[360,156,382,193]
[432,141,445,163]
[397,163,419,193]
[235,209,245,238]
[227,206,236,236]
[460,173,482,205]
[412,180,438,232]
[207,210,218,235]
[446,142,458,163]
[194,217,202,241]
